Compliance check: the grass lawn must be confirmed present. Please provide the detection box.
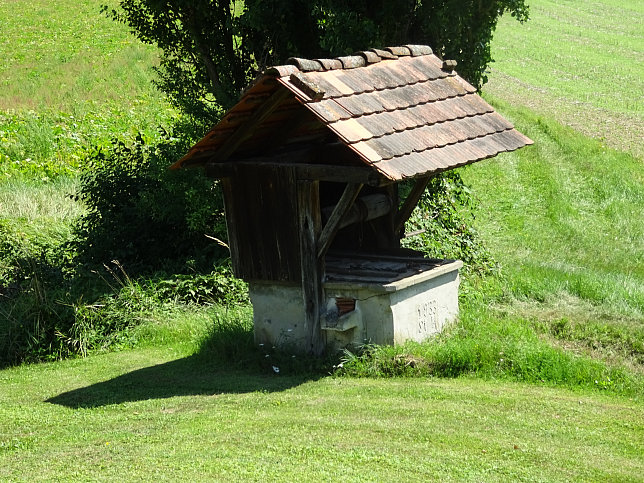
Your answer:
[1,317,642,482]
[0,0,175,177]
[485,0,644,158]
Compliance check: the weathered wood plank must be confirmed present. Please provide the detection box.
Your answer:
[221,176,245,278]
[394,175,432,235]
[206,159,387,186]
[317,183,363,259]
[297,180,324,355]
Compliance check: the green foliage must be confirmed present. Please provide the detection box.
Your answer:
[0,254,249,366]
[70,131,228,275]
[336,299,642,396]
[402,171,497,274]
[155,266,248,305]
[0,0,176,181]
[106,0,529,121]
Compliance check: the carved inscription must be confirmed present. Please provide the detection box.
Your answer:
[417,299,438,334]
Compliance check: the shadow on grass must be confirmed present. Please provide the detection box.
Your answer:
[46,354,322,409]
[46,318,332,409]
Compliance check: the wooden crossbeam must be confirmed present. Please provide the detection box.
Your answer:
[205,159,387,186]
[317,183,363,259]
[394,175,432,235]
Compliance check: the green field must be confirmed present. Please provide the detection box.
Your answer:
[1,323,642,481]
[484,0,644,158]
[0,0,175,178]
[1,0,643,480]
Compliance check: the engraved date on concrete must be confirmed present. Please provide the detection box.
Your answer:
[417,299,438,334]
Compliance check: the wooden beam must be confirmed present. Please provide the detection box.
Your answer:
[394,175,432,235]
[205,159,387,186]
[317,183,363,259]
[297,180,324,356]
[210,87,292,163]
[321,193,392,232]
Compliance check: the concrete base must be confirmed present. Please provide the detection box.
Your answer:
[249,258,463,353]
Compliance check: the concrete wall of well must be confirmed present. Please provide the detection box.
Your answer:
[248,262,461,353]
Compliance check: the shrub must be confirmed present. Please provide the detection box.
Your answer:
[402,170,497,274]
[69,130,228,276]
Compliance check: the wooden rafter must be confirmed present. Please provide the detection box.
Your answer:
[394,175,432,235]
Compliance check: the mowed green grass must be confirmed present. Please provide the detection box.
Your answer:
[1,313,642,482]
[485,0,644,158]
[0,0,162,113]
[465,99,643,316]
[0,0,174,175]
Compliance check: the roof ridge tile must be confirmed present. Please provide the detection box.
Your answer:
[385,46,411,56]
[286,57,323,72]
[337,55,366,69]
[370,48,397,60]
[404,45,433,56]
[355,50,381,64]
[270,45,434,75]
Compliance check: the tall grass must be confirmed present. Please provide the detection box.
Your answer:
[465,98,644,317]
[338,299,641,396]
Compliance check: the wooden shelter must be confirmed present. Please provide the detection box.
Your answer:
[173,45,532,354]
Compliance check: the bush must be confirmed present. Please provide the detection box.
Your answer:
[402,170,497,274]
[0,129,249,366]
[69,130,228,276]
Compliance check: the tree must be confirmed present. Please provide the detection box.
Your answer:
[105,0,529,124]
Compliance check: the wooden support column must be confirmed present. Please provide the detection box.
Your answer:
[297,179,324,356]
[394,175,432,236]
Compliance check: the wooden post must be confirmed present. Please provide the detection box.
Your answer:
[297,180,324,355]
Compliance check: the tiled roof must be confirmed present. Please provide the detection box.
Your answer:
[174,45,532,180]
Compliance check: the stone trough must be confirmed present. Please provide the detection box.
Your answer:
[251,254,462,352]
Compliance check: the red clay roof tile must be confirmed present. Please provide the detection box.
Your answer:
[174,45,533,178]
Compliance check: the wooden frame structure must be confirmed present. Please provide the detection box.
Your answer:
[173,45,532,354]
